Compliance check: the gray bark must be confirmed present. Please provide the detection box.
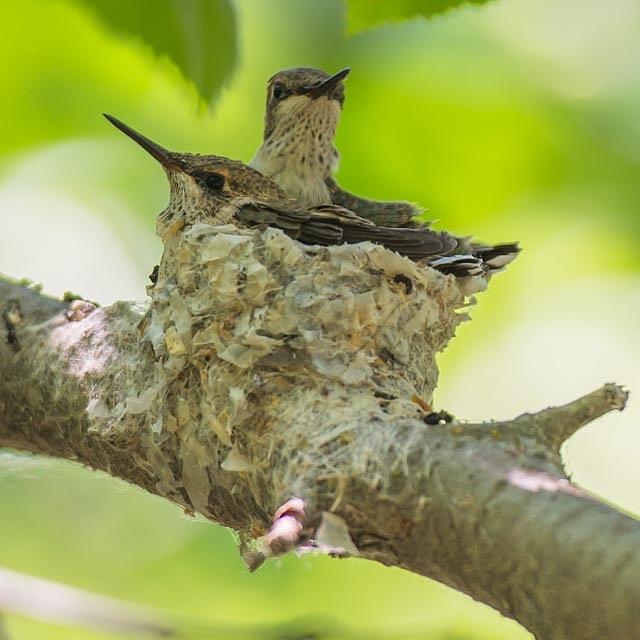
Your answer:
[0,223,635,640]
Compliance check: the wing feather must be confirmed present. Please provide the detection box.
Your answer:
[233,200,518,269]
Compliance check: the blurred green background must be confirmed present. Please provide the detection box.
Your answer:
[1,0,639,637]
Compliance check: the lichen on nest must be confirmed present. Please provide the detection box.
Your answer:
[150,224,464,406]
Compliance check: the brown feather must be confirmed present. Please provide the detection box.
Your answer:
[236,201,464,262]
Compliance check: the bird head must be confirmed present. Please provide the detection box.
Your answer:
[105,114,285,234]
[262,67,350,141]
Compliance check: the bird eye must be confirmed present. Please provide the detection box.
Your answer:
[204,173,225,192]
[272,83,289,101]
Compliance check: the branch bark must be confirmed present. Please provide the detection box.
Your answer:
[0,224,635,640]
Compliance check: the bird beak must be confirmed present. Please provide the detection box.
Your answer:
[103,114,184,171]
[306,67,350,99]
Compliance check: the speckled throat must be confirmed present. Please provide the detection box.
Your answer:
[250,95,341,206]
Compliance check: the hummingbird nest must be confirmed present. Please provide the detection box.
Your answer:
[85,222,467,529]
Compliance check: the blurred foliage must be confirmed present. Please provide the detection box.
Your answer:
[347,0,493,31]
[78,0,237,101]
[1,0,640,638]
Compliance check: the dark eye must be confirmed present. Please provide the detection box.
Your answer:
[204,173,225,192]
[272,83,289,101]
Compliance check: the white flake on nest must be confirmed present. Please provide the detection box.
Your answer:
[192,323,221,348]
[199,233,252,262]
[221,444,254,472]
[245,260,279,304]
[124,382,163,415]
[262,227,304,266]
[175,397,191,427]
[316,512,360,556]
[144,311,166,351]
[217,344,255,368]
[181,444,213,517]
[164,325,187,356]
[241,328,281,354]
[212,262,241,301]
[229,387,247,415]
[169,289,192,351]
[311,350,374,385]
[366,245,427,282]
[201,397,233,446]
[86,397,111,420]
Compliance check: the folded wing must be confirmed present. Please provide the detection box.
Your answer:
[235,200,462,261]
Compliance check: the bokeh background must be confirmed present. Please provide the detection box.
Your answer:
[1,0,639,637]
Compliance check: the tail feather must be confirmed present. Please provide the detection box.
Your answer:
[473,242,521,273]
[428,255,484,277]
[427,242,521,295]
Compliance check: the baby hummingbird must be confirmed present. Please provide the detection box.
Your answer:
[250,67,420,227]
[250,67,348,208]
[105,114,516,289]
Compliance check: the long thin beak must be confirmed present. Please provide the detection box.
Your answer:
[103,114,184,171]
[306,67,350,99]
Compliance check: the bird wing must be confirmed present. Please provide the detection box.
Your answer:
[235,200,344,244]
[326,177,426,229]
[339,223,460,261]
[235,200,462,261]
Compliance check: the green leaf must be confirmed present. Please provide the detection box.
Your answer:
[347,0,494,33]
[78,0,237,102]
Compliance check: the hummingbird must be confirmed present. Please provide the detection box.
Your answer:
[104,114,517,288]
[250,67,421,228]
[249,68,519,274]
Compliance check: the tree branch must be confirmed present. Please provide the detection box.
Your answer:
[0,223,635,639]
[0,567,173,638]
[510,383,629,451]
